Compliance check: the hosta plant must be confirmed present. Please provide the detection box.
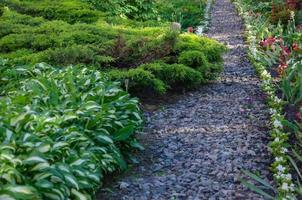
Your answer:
[0,63,143,199]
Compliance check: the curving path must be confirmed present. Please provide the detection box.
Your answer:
[98,0,272,199]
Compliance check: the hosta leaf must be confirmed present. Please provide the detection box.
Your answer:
[43,193,61,200]
[86,105,101,110]
[4,129,13,144]
[33,172,52,181]
[64,174,79,190]
[0,194,16,200]
[112,152,127,170]
[1,153,14,161]
[113,125,134,141]
[51,188,65,200]
[35,179,54,189]
[10,113,28,127]
[133,112,142,121]
[86,173,100,183]
[31,162,50,171]
[53,142,68,150]
[114,121,123,127]
[63,115,78,122]
[24,156,48,165]
[70,159,86,167]
[71,189,89,200]
[37,144,51,153]
[4,185,41,200]
[78,180,90,188]
[50,176,64,183]
[73,169,86,177]
[95,135,113,144]
[31,79,47,91]
[0,145,15,152]
[58,164,71,173]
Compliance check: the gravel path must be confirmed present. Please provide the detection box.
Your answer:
[98,0,271,199]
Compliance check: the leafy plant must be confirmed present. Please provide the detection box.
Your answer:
[281,61,302,105]
[107,67,167,94]
[140,62,204,89]
[0,63,143,199]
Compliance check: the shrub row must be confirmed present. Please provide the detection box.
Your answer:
[106,33,226,95]
[0,5,226,95]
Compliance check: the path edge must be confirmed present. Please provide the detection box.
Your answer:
[232,1,297,199]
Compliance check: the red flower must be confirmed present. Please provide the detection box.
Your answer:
[292,43,300,51]
[267,36,276,44]
[259,36,277,47]
[187,27,193,33]
[282,46,291,55]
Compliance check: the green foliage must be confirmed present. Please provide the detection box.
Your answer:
[3,0,100,24]
[175,33,226,62]
[178,50,209,68]
[0,9,172,67]
[140,62,204,89]
[156,0,207,28]
[85,0,206,28]
[0,0,225,96]
[281,61,302,105]
[107,68,167,95]
[84,0,158,21]
[296,11,302,25]
[0,62,143,200]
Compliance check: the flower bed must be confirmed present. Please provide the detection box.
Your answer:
[233,1,296,199]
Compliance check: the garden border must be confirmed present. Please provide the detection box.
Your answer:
[233,1,296,199]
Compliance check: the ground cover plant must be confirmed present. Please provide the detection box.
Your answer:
[0,61,143,199]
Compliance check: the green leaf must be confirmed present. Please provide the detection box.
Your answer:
[95,135,113,144]
[289,154,302,179]
[71,189,89,200]
[63,115,78,122]
[130,140,144,150]
[4,186,41,200]
[240,179,274,199]
[113,125,134,141]
[70,159,86,167]
[0,194,16,200]
[37,144,51,153]
[43,192,61,200]
[10,113,28,127]
[242,170,275,191]
[64,174,79,190]
[35,179,54,189]
[24,156,48,165]
[31,162,50,171]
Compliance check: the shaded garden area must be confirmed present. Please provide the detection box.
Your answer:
[1,0,302,199]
